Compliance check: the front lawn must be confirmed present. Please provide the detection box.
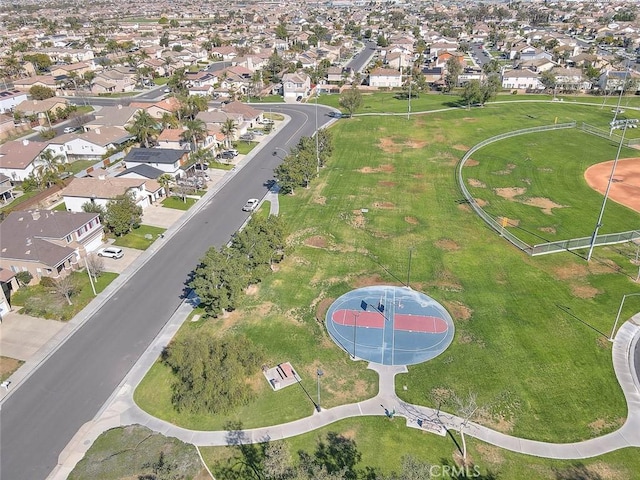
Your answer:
[0,357,24,381]
[11,271,118,321]
[162,196,196,210]
[234,141,258,155]
[112,224,166,250]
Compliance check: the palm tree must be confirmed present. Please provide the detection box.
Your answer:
[127,110,158,148]
[34,149,66,189]
[181,119,207,151]
[157,173,173,197]
[160,112,179,129]
[220,118,237,149]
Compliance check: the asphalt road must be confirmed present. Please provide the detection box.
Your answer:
[0,103,333,480]
[345,40,377,73]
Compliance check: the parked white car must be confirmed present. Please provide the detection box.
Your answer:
[97,247,124,259]
[242,198,259,212]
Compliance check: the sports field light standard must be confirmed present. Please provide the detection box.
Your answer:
[587,118,639,262]
[610,292,640,341]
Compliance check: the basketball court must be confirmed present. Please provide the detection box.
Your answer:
[325,285,455,366]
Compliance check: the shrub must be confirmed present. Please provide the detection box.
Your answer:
[39,276,57,288]
[15,271,33,286]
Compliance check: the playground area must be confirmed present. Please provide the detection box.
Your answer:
[325,285,455,366]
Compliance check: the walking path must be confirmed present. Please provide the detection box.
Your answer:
[50,301,640,479]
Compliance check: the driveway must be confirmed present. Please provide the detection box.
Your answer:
[0,312,65,362]
[141,204,186,229]
[97,246,142,274]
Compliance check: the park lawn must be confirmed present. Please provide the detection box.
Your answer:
[134,305,378,430]
[200,417,640,479]
[135,100,638,449]
[112,224,165,249]
[68,425,204,480]
[273,104,639,443]
[461,127,640,244]
[10,271,117,321]
[162,196,197,210]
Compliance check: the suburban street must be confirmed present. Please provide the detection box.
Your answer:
[0,103,333,480]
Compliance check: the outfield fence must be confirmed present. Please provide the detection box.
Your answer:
[456,122,640,256]
[579,122,640,147]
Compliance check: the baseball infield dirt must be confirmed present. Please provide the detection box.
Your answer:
[584,158,640,213]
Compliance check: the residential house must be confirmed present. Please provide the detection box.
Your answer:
[0,268,18,319]
[501,68,543,91]
[50,62,94,79]
[598,70,640,92]
[14,98,69,126]
[196,110,247,140]
[386,52,411,71]
[221,101,264,128]
[0,173,15,204]
[49,127,134,161]
[553,67,591,92]
[429,41,458,58]
[0,209,103,285]
[0,90,29,114]
[61,175,156,211]
[210,46,238,61]
[518,57,557,73]
[129,98,181,120]
[84,105,141,132]
[12,75,59,92]
[435,52,465,69]
[91,68,136,94]
[157,128,188,150]
[368,68,403,88]
[281,72,311,100]
[123,147,190,179]
[0,139,67,182]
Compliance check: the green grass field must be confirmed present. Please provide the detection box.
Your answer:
[133,98,640,474]
[112,224,165,249]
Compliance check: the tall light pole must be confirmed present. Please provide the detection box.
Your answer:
[315,87,320,173]
[587,119,638,261]
[610,292,640,341]
[316,368,324,410]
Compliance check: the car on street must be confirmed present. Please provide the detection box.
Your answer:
[328,111,342,118]
[63,126,79,133]
[163,88,171,93]
[97,247,124,259]
[242,198,259,212]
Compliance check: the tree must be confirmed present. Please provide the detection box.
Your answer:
[386,456,433,480]
[23,53,52,73]
[461,80,483,109]
[338,85,362,117]
[263,442,294,480]
[104,192,142,236]
[127,110,158,148]
[453,391,479,464]
[220,118,237,149]
[34,149,66,189]
[275,23,288,40]
[15,271,33,287]
[54,275,76,306]
[85,254,104,283]
[181,119,207,151]
[157,173,174,197]
[29,85,55,100]
[189,246,247,317]
[162,332,264,414]
[81,201,106,221]
[274,152,306,194]
[540,70,557,92]
[444,57,463,92]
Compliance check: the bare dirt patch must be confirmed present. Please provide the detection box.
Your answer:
[412,173,425,179]
[379,181,397,187]
[467,178,486,188]
[452,144,470,151]
[597,336,612,350]
[405,139,428,149]
[522,197,565,215]
[553,263,589,280]
[476,409,515,434]
[588,417,624,436]
[373,201,395,209]
[316,298,335,321]
[475,443,504,466]
[465,159,479,166]
[246,285,259,296]
[475,198,488,207]
[405,216,419,225]
[462,118,477,122]
[571,284,600,299]
[350,210,366,228]
[313,195,326,205]
[501,217,520,227]
[457,203,472,212]
[435,238,460,251]
[378,137,402,154]
[305,235,328,249]
[352,275,386,288]
[539,226,556,235]
[379,164,394,173]
[445,300,473,321]
[494,187,526,199]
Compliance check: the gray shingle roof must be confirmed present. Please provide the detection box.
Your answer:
[124,148,186,164]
